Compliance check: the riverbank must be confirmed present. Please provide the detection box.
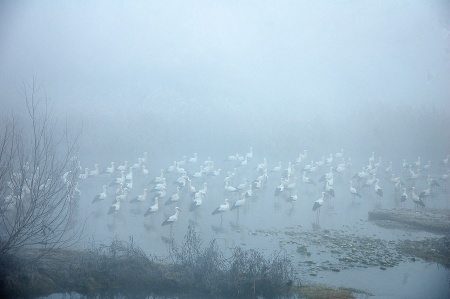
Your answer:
[368,208,450,234]
[0,242,366,299]
[2,226,295,299]
[396,236,450,267]
[2,214,448,299]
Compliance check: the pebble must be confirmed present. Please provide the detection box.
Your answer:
[331,268,340,272]
[262,226,435,276]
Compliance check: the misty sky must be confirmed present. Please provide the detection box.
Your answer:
[2,3,450,296]
[0,0,449,160]
[1,1,449,112]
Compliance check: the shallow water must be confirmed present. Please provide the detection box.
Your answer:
[63,150,450,299]
[316,261,450,299]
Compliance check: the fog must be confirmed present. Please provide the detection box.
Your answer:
[1,1,450,298]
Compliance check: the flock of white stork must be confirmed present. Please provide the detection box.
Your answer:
[76,147,449,234]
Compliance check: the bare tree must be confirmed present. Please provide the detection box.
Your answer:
[0,78,82,257]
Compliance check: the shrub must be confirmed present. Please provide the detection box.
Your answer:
[170,226,294,297]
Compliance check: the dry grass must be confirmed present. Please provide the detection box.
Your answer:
[293,284,372,299]
[0,227,295,298]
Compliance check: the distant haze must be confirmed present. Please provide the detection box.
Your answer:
[0,0,449,160]
[2,3,450,297]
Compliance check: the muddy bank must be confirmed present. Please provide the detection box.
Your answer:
[368,208,450,234]
[0,248,170,298]
[396,236,450,267]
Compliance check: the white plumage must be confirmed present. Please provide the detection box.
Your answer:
[212,198,230,215]
[162,207,181,225]
[144,197,159,217]
[93,185,107,203]
[188,153,198,163]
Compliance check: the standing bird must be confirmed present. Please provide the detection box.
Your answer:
[426,175,440,192]
[245,146,253,159]
[414,157,421,168]
[440,170,449,189]
[274,180,286,199]
[144,197,159,218]
[285,177,298,195]
[295,150,307,164]
[400,188,408,208]
[230,194,246,221]
[302,172,316,187]
[114,188,131,203]
[411,187,425,209]
[286,191,298,210]
[190,192,205,212]
[107,199,121,215]
[130,189,148,205]
[256,158,268,172]
[423,160,431,173]
[125,167,133,181]
[78,168,89,180]
[188,153,198,164]
[236,178,249,192]
[104,162,115,174]
[374,179,383,198]
[407,167,420,184]
[93,185,108,203]
[141,164,149,176]
[166,187,181,206]
[224,153,238,162]
[151,169,166,184]
[132,158,143,170]
[151,179,167,192]
[89,164,100,176]
[162,207,181,235]
[140,152,148,165]
[335,149,344,159]
[287,190,298,202]
[348,180,362,204]
[212,198,230,224]
[239,156,248,167]
[271,162,283,173]
[117,161,128,172]
[385,162,393,175]
[325,180,335,198]
[312,192,325,222]
[224,181,237,194]
[325,180,335,207]
[373,179,383,207]
[110,171,126,186]
[369,152,375,164]
[419,183,431,205]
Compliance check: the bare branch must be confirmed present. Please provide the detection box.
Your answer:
[0,78,83,257]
